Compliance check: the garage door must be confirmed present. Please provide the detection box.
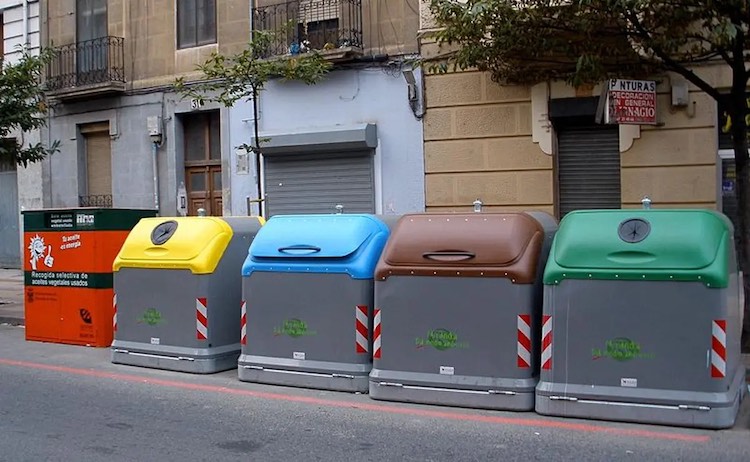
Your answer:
[0,158,20,268]
[263,152,375,217]
[557,125,621,217]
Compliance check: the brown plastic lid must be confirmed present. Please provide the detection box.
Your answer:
[375,212,544,283]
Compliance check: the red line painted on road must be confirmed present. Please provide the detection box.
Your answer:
[0,358,711,443]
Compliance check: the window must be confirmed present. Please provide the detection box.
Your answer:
[77,0,107,42]
[80,122,112,206]
[297,0,340,50]
[177,0,217,49]
[183,110,220,163]
[76,0,108,81]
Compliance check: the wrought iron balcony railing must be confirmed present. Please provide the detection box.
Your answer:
[46,36,125,92]
[252,0,362,58]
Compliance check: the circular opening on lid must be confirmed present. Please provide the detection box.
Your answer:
[617,218,651,243]
[151,220,178,245]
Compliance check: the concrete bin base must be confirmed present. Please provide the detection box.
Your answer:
[536,366,746,429]
[369,368,536,411]
[238,354,370,392]
[112,341,240,374]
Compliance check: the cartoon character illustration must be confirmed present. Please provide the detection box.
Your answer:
[28,234,54,270]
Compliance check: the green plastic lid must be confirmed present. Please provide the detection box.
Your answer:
[543,209,734,288]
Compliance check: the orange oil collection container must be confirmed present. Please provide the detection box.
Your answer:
[22,208,156,347]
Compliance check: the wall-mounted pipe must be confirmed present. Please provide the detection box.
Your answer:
[152,141,160,214]
[22,0,28,48]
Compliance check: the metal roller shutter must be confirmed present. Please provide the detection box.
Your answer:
[557,125,621,217]
[263,152,375,217]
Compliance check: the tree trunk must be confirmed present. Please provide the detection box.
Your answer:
[727,90,750,352]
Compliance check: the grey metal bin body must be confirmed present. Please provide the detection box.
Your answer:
[239,214,392,392]
[111,216,263,373]
[369,212,557,410]
[535,209,746,429]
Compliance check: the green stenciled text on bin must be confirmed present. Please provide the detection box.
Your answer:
[592,337,655,361]
[138,308,164,326]
[416,328,469,351]
[274,318,317,338]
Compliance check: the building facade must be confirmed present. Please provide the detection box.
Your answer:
[36,0,424,223]
[41,0,253,217]
[232,0,424,217]
[418,0,738,228]
[0,0,40,268]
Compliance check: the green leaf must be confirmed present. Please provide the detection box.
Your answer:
[0,46,59,165]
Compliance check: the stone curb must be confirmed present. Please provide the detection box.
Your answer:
[0,316,24,326]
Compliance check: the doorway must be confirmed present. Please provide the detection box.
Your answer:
[182,110,222,216]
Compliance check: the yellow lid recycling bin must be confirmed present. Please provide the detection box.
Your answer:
[111,216,263,373]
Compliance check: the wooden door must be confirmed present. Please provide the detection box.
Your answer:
[186,165,222,216]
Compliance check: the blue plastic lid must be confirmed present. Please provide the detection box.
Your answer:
[243,214,390,279]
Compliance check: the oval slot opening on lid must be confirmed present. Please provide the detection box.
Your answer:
[143,247,170,257]
[422,250,476,262]
[606,250,657,265]
[277,245,322,255]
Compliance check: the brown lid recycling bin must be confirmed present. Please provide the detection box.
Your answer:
[375,213,547,282]
[369,211,557,411]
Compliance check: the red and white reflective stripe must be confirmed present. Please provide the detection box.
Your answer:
[355,305,369,354]
[517,314,531,368]
[711,319,727,378]
[112,293,117,332]
[541,314,553,370]
[240,300,247,346]
[196,297,208,341]
[373,308,382,359]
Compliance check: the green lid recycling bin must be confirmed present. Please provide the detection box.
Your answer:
[535,209,745,429]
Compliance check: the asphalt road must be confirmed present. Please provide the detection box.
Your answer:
[1,325,749,462]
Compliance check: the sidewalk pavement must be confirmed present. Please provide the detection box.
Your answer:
[0,268,23,326]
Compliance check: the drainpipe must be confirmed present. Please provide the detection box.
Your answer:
[22,0,28,48]
[152,141,160,214]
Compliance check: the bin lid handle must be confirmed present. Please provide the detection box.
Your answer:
[422,251,476,262]
[278,245,322,254]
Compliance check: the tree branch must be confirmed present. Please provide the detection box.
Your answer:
[624,7,723,101]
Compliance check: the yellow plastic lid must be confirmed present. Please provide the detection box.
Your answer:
[113,217,235,274]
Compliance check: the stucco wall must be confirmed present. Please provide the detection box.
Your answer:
[43,91,235,217]
[44,93,166,210]
[228,68,426,216]
[423,67,723,216]
[418,0,730,216]
[45,0,251,89]
[423,69,554,215]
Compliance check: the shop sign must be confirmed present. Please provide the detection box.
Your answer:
[604,79,657,125]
